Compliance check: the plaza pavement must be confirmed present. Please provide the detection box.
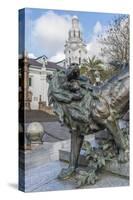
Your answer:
[19,110,129,192]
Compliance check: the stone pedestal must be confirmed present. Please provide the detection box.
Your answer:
[59,150,129,178]
[26,122,44,145]
[105,159,129,177]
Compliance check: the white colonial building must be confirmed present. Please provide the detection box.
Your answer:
[19,55,62,111]
[19,16,88,111]
[29,56,63,109]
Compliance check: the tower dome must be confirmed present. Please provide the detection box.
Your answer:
[72,15,79,30]
[72,15,78,20]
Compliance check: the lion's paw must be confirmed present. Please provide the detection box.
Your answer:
[118,149,129,163]
[58,166,75,180]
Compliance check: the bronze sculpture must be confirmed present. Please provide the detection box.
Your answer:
[48,63,129,181]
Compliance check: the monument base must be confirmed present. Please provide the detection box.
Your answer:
[59,150,129,178]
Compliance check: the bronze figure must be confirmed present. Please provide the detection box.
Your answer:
[48,63,129,180]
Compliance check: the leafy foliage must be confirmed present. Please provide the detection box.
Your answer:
[80,56,119,84]
[85,56,103,69]
[76,169,98,187]
[76,139,116,187]
[80,56,103,84]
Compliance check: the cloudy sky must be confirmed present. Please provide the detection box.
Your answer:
[19,8,123,62]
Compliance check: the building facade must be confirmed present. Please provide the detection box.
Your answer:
[19,55,62,110]
[19,16,88,111]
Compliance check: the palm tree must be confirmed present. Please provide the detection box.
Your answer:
[86,56,103,70]
[80,56,103,84]
[80,56,120,84]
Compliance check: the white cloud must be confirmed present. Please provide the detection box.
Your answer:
[86,38,108,63]
[33,11,71,57]
[86,21,105,59]
[32,15,106,62]
[19,52,36,59]
[28,53,36,59]
[87,38,102,58]
[93,21,103,34]
[49,51,65,62]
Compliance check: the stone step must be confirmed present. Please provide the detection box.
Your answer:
[59,150,129,178]
[19,140,71,170]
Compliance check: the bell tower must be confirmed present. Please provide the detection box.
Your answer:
[68,16,82,40]
[64,16,87,67]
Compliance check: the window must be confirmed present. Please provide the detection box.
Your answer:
[29,77,32,87]
[73,30,75,37]
[34,97,38,101]
[69,31,71,38]
[79,57,81,64]
[69,57,71,65]
[79,31,80,38]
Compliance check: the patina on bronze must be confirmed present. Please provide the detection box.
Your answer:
[48,63,129,180]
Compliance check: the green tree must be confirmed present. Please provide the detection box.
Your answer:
[85,56,103,69]
[80,56,119,84]
[80,56,103,84]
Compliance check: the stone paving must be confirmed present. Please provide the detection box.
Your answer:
[19,139,129,192]
[24,161,76,192]
[26,161,129,192]
[22,159,129,192]
[21,111,129,192]
[42,122,70,142]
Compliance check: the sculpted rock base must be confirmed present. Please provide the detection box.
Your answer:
[59,150,129,178]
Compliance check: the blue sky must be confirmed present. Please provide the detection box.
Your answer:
[19,8,126,61]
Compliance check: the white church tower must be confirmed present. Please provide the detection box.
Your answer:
[64,16,88,67]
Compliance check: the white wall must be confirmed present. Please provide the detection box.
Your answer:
[29,68,42,109]
[65,46,87,66]
[29,67,53,110]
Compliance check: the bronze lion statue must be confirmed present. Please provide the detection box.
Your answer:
[48,63,129,179]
